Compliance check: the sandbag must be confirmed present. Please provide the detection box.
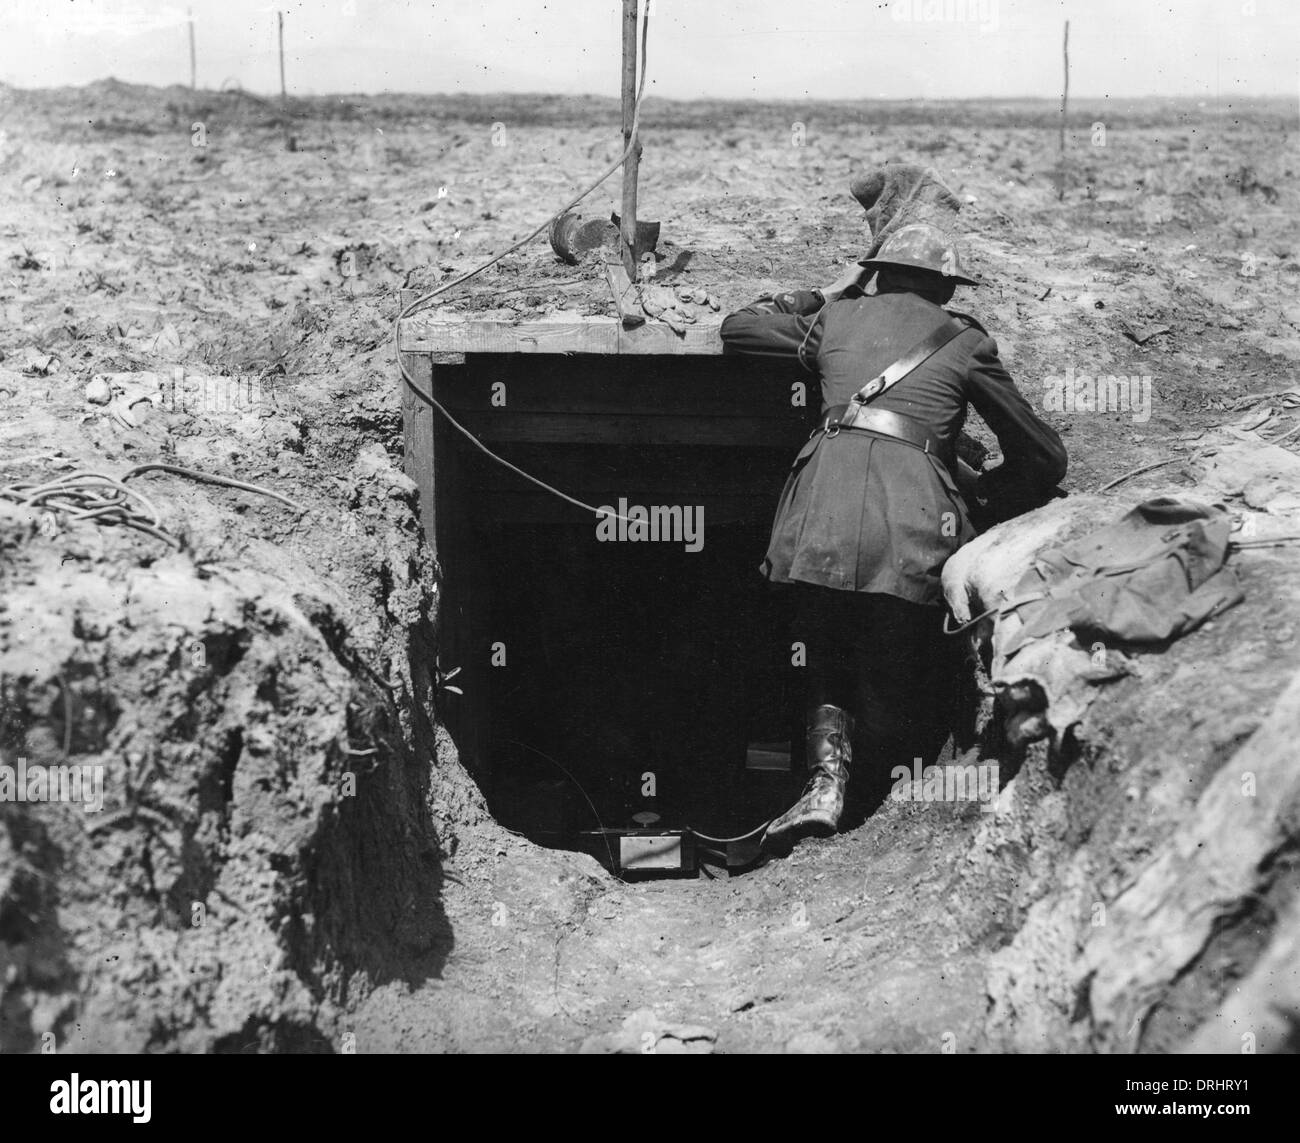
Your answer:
[998,497,1243,660]
[848,164,964,258]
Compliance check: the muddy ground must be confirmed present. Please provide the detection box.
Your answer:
[1,81,1298,1052]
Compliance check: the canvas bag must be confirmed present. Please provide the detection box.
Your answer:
[997,497,1244,660]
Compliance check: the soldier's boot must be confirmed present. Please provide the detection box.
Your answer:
[763,704,853,844]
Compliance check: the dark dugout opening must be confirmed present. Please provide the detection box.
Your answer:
[428,353,964,868]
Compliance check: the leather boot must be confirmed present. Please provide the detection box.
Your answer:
[763,704,853,843]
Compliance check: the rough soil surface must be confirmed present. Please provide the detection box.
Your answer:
[1,82,1298,1052]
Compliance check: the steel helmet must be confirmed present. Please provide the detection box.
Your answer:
[857,224,979,287]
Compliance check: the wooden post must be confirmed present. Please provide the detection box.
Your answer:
[278,11,287,107]
[1057,19,1069,201]
[620,0,640,279]
[400,355,439,554]
[188,9,196,90]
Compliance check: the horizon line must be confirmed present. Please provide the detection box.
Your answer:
[4,78,1297,106]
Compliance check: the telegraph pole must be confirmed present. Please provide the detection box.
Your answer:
[278,11,287,107]
[1057,20,1070,201]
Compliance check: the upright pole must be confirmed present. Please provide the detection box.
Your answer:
[1057,19,1069,201]
[188,9,196,90]
[278,11,287,107]
[620,0,640,278]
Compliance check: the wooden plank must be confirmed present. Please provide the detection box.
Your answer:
[605,262,645,329]
[464,482,780,505]
[460,494,776,527]
[445,411,806,447]
[442,354,804,415]
[469,462,792,497]
[400,351,438,558]
[456,439,792,503]
[619,319,724,355]
[401,315,620,355]
[435,384,803,419]
[398,313,726,356]
[432,403,492,786]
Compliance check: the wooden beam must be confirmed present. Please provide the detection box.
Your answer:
[433,366,800,417]
[432,397,491,784]
[401,316,617,355]
[398,314,726,356]
[606,262,645,329]
[440,411,803,447]
[455,493,776,527]
[620,319,723,355]
[400,351,438,559]
[470,461,792,498]
[437,392,797,418]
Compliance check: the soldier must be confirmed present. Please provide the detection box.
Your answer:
[720,223,1067,847]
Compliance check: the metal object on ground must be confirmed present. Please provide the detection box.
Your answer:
[549,210,619,264]
[611,212,660,263]
[581,828,695,874]
[621,832,685,870]
[548,209,659,266]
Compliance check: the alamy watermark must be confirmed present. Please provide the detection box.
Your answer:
[890,757,999,814]
[0,757,105,813]
[891,0,999,34]
[49,1075,151,1123]
[596,499,704,552]
[1042,367,1152,424]
[160,369,266,415]
[86,369,267,417]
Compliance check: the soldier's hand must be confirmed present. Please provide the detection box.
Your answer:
[820,262,869,303]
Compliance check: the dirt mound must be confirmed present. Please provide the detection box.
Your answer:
[0,430,465,1050]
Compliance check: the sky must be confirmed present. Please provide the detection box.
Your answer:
[0,0,1297,102]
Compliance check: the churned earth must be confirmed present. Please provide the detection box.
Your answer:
[1,81,1298,1052]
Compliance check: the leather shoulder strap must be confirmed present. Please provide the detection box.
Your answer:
[943,309,989,336]
[850,316,971,406]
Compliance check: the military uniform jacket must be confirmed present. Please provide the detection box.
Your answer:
[720,287,1067,606]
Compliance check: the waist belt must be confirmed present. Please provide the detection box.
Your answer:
[813,405,942,455]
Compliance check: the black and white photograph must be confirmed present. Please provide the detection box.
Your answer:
[0,0,1297,1086]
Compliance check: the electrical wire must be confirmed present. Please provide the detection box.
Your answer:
[122,463,306,513]
[2,471,180,549]
[686,819,772,845]
[502,738,623,880]
[1096,457,1178,492]
[393,2,652,525]
[1,463,304,550]
[1230,535,1300,549]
